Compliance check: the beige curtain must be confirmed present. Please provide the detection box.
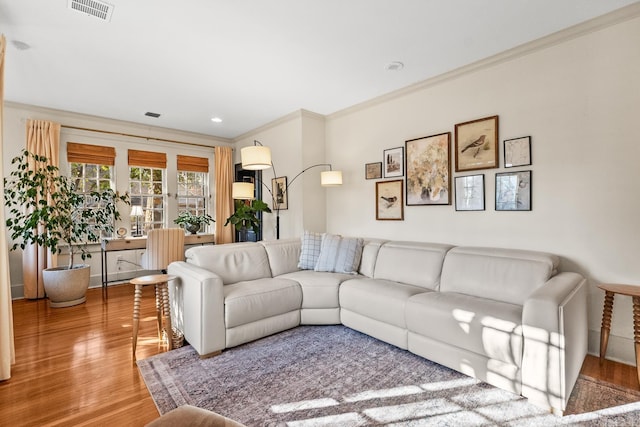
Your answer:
[23,120,60,299]
[214,146,234,244]
[0,34,16,381]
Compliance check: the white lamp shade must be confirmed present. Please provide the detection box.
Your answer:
[321,170,343,187]
[241,146,272,170]
[232,182,255,200]
[130,205,143,217]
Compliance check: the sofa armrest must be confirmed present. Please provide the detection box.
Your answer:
[521,272,587,414]
[168,261,226,357]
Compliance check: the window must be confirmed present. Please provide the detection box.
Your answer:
[67,142,117,236]
[177,171,207,209]
[128,150,167,235]
[177,155,209,230]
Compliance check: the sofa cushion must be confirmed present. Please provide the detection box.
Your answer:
[185,242,272,284]
[224,278,302,328]
[406,292,523,367]
[340,278,427,328]
[373,241,452,290]
[314,234,364,274]
[440,246,559,305]
[358,239,387,278]
[279,270,356,309]
[298,230,323,270]
[261,238,301,277]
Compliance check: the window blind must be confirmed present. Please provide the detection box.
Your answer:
[177,155,209,173]
[128,149,167,168]
[67,142,116,166]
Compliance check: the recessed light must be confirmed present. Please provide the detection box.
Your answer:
[211,117,223,123]
[385,61,404,71]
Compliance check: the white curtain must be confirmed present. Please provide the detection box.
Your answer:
[0,34,16,381]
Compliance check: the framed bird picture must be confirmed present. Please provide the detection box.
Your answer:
[376,180,404,220]
[405,132,451,205]
[454,115,499,172]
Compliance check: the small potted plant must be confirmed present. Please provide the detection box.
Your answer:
[224,199,272,241]
[4,149,129,307]
[173,211,215,234]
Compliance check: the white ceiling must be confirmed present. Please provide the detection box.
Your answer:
[1,0,638,140]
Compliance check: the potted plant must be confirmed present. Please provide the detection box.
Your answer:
[173,211,215,234]
[224,199,272,241]
[4,150,129,307]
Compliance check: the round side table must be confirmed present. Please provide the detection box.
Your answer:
[130,274,176,359]
[597,283,640,385]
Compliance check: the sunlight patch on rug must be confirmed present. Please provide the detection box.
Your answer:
[138,325,640,426]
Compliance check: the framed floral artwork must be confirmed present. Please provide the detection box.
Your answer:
[405,132,451,205]
[455,115,499,172]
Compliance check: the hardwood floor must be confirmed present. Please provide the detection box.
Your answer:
[0,285,162,426]
[0,285,638,426]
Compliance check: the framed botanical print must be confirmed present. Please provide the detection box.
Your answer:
[405,132,451,205]
[365,162,382,180]
[383,147,404,178]
[455,115,499,172]
[495,170,531,211]
[271,176,288,210]
[376,179,404,220]
[504,136,531,168]
[454,174,485,211]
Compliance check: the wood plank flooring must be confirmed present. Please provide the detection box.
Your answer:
[0,285,162,426]
[0,284,638,426]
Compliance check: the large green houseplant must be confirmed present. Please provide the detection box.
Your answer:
[4,149,129,306]
[224,199,271,241]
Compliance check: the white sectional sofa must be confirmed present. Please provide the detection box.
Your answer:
[167,235,587,415]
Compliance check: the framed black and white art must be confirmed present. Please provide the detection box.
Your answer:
[454,174,485,211]
[495,170,531,211]
[383,147,404,178]
[504,136,531,168]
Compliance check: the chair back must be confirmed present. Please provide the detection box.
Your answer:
[142,228,185,271]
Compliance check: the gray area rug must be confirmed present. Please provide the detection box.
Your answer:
[138,325,640,426]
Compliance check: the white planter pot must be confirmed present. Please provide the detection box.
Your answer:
[42,264,90,308]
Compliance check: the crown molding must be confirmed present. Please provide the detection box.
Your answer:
[328,2,640,121]
[233,109,325,143]
[5,101,233,146]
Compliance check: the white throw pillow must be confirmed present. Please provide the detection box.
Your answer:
[298,230,323,270]
[314,233,364,274]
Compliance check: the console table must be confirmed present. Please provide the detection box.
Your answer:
[598,283,640,385]
[101,233,215,288]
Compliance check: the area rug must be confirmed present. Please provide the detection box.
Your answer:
[138,325,640,426]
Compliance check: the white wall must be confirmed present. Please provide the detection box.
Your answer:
[3,103,231,298]
[234,110,328,240]
[322,14,640,364]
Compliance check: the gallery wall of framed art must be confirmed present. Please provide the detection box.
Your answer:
[364,113,534,220]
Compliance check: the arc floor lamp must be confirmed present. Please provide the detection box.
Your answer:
[232,140,343,239]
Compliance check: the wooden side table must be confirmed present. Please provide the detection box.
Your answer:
[598,283,640,385]
[130,274,176,359]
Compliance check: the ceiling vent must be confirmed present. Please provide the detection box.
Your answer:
[145,112,161,118]
[68,0,114,22]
